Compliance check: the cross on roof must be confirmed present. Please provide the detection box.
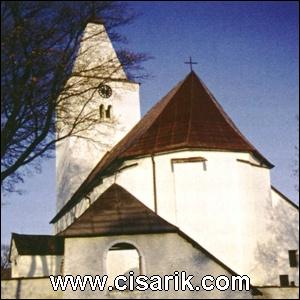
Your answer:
[184,57,198,71]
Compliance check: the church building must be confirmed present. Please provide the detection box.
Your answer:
[2,20,299,299]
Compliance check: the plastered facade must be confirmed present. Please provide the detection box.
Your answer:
[54,149,299,288]
[62,232,254,299]
[56,22,140,211]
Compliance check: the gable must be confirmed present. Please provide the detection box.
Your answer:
[271,186,299,210]
[59,184,177,237]
[52,71,273,224]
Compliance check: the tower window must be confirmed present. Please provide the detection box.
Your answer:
[289,250,298,268]
[279,274,289,287]
[106,242,141,289]
[99,104,105,119]
[106,105,112,119]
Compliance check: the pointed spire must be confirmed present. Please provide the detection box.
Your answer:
[73,19,127,79]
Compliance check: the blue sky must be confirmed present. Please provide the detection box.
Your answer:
[1,1,299,245]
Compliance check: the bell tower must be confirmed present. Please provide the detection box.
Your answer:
[55,20,140,211]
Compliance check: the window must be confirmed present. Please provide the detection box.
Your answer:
[106,105,112,119]
[279,274,289,287]
[289,250,298,268]
[106,243,141,288]
[99,104,105,119]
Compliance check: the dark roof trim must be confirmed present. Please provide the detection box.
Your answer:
[51,79,185,224]
[11,233,64,256]
[176,230,262,296]
[51,71,273,224]
[198,76,273,170]
[271,186,299,210]
[237,159,270,169]
[58,184,177,237]
[59,229,177,239]
[171,156,207,164]
[51,147,272,224]
[59,228,261,295]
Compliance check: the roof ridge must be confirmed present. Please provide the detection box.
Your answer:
[89,76,186,178]
[197,76,273,167]
[51,71,273,224]
[50,76,187,224]
[59,183,178,237]
[198,77,255,150]
[186,72,195,144]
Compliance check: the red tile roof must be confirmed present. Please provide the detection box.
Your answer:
[60,184,177,237]
[51,71,272,223]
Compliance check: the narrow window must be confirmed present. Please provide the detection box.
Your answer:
[279,274,289,287]
[106,105,112,119]
[106,243,141,288]
[289,250,298,268]
[99,104,105,119]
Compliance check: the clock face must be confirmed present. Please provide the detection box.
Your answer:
[98,84,112,98]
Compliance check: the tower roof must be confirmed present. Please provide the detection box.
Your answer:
[120,71,271,158]
[51,71,273,223]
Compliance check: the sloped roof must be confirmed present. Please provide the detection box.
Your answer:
[271,186,299,210]
[51,71,272,223]
[60,184,177,237]
[57,183,261,295]
[11,233,64,256]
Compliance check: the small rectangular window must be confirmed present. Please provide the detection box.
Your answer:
[289,250,298,267]
[279,275,289,287]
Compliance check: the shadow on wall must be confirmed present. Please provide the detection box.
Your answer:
[15,279,21,299]
[26,255,61,278]
[253,196,298,285]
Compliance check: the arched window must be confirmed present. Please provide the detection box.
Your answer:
[106,243,141,287]
[106,105,112,119]
[99,104,105,119]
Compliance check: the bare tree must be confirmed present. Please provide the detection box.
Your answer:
[1,1,149,194]
[1,244,10,270]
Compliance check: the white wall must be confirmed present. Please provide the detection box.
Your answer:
[55,22,141,211]
[54,149,299,287]
[270,188,299,287]
[11,255,63,278]
[1,277,63,299]
[63,233,253,299]
[255,287,299,299]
